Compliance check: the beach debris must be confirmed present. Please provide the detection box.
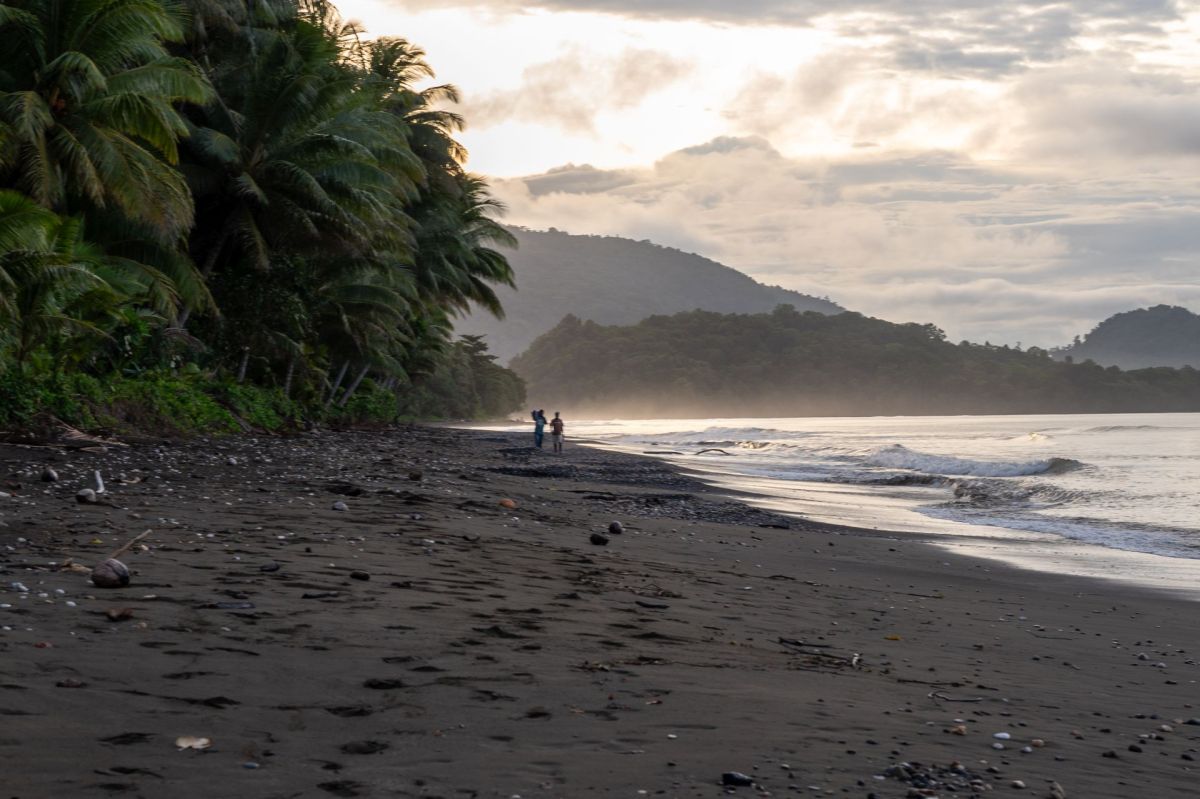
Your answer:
[41,467,59,482]
[91,559,131,588]
[175,736,212,751]
[720,771,754,787]
[76,488,98,504]
[589,533,609,546]
[608,520,624,535]
[498,498,517,509]
[90,530,151,588]
[89,470,106,494]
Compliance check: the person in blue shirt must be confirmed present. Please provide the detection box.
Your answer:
[533,409,546,448]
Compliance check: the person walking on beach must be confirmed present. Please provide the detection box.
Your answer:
[550,411,565,454]
[533,409,546,449]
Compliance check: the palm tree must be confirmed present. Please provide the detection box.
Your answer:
[182,19,420,284]
[0,0,213,242]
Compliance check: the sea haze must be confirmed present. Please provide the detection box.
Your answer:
[487,412,1200,592]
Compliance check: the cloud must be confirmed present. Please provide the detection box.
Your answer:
[399,0,1187,79]
[492,135,1200,346]
[462,48,692,133]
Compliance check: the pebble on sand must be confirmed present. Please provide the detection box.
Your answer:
[589,533,609,546]
[331,501,348,511]
[608,521,624,535]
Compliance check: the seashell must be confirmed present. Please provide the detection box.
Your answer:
[175,736,212,750]
[91,558,130,588]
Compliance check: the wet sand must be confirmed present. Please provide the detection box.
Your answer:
[1,426,1198,798]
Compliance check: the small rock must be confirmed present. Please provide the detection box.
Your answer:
[608,521,624,535]
[105,607,134,622]
[1101,750,1119,759]
[1010,780,1025,789]
[332,501,348,512]
[993,732,1012,740]
[408,471,423,481]
[498,498,517,509]
[260,561,281,573]
[589,533,609,546]
[1049,781,1066,799]
[41,468,59,483]
[349,571,370,581]
[1128,744,1142,753]
[76,488,98,504]
[721,771,754,787]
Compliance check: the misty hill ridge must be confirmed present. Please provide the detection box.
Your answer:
[455,227,841,361]
[513,307,1200,418]
[1056,305,1200,369]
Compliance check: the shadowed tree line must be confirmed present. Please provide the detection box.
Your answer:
[0,0,523,430]
[513,307,1200,418]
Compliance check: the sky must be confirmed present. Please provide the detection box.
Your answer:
[338,0,1200,346]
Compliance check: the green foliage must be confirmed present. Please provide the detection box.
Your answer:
[1056,305,1200,370]
[513,306,1200,418]
[0,0,521,434]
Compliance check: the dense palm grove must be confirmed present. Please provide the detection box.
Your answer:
[514,307,1200,417]
[0,0,523,432]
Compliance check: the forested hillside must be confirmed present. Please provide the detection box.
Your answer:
[1055,306,1200,369]
[456,227,842,362]
[513,307,1200,418]
[0,0,523,434]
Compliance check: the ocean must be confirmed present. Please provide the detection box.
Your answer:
[489,412,1200,595]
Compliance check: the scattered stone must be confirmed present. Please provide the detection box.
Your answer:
[331,501,348,512]
[76,488,98,504]
[41,467,59,482]
[721,772,754,787]
[1101,750,1119,759]
[340,740,388,755]
[608,520,624,535]
[499,498,517,509]
[91,558,131,588]
[589,533,609,546]
[175,736,212,750]
[1049,781,1066,799]
[105,607,135,622]
[408,471,423,481]
[349,571,370,581]
[1011,779,1026,789]
[260,561,281,573]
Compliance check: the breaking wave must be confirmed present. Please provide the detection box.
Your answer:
[866,444,1083,478]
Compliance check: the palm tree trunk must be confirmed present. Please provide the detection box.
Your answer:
[338,364,371,407]
[283,357,296,397]
[237,347,250,383]
[325,361,349,407]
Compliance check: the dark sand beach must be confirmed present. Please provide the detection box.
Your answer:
[2,426,1198,798]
